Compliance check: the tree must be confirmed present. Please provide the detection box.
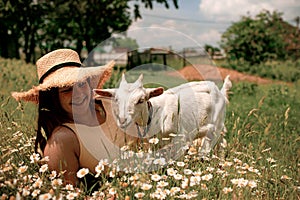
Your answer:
[112,36,139,51]
[0,0,178,63]
[220,10,288,65]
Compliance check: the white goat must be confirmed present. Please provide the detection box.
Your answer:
[94,74,232,154]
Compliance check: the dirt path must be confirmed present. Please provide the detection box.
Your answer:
[176,64,288,85]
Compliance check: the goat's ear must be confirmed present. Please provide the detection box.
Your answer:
[119,73,127,87]
[137,74,143,82]
[121,73,127,83]
[146,87,164,99]
[93,89,116,100]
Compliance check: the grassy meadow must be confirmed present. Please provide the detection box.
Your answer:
[0,57,299,199]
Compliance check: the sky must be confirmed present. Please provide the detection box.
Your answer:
[126,0,300,50]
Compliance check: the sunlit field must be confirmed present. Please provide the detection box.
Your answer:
[0,58,299,199]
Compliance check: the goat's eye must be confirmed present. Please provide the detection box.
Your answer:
[78,81,86,88]
[137,99,144,104]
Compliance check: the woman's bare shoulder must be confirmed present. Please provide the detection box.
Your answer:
[49,125,77,142]
[45,125,80,155]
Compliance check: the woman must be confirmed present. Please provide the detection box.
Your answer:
[12,49,138,185]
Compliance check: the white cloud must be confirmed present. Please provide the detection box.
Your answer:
[199,0,300,22]
[195,29,222,46]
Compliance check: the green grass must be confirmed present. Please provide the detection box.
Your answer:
[0,58,299,199]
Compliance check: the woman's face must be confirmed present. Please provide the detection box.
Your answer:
[58,81,92,116]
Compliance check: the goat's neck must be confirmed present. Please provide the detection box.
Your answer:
[135,101,152,127]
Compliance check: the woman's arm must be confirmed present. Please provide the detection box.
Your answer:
[44,126,80,185]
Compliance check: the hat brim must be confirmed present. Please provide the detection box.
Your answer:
[11,60,115,104]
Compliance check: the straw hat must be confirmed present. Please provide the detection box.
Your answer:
[11,49,115,104]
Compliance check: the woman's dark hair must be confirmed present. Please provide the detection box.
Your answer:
[35,87,72,153]
[34,79,106,154]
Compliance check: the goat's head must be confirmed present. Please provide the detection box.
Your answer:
[94,74,164,129]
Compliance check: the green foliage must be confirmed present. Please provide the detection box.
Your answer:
[0,0,179,63]
[221,10,288,65]
[112,36,139,51]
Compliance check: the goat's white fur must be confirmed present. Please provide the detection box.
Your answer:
[94,74,232,154]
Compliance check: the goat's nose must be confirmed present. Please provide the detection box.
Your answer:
[119,117,126,125]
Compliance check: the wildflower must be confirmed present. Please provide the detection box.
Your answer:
[49,171,57,180]
[92,191,105,198]
[168,159,175,165]
[41,156,50,162]
[76,168,89,178]
[141,183,153,191]
[183,169,193,175]
[39,193,52,200]
[173,173,183,180]
[176,161,185,167]
[150,188,169,199]
[231,178,248,188]
[157,180,169,188]
[66,192,78,200]
[129,174,140,183]
[266,157,276,163]
[18,165,28,174]
[30,153,41,163]
[149,137,159,144]
[222,187,233,194]
[153,157,166,166]
[242,163,250,170]
[181,178,189,189]
[248,166,260,174]
[51,178,63,189]
[162,137,170,141]
[216,169,225,175]
[136,151,144,158]
[201,174,213,181]
[2,165,13,172]
[206,167,215,172]
[109,169,116,178]
[22,187,30,196]
[109,188,117,195]
[193,170,202,176]
[167,168,177,176]
[177,194,188,199]
[190,176,201,186]
[32,189,41,197]
[65,184,74,191]
[170,187,181,196]
[233,158,242,164]
[169,133,177,137]
[121,145,130,151]
[95,161,106,177]
[39,164,48,173]
[134,192,145,199]
[237,170,247,174]
[201,183,208,190]
[151,174,161,182]
[161,175,168,180]
[281,175,292,180]
[248,180,257,188]
[186,190,198,198]
[220,161,233,167]
[33,178,43,188]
